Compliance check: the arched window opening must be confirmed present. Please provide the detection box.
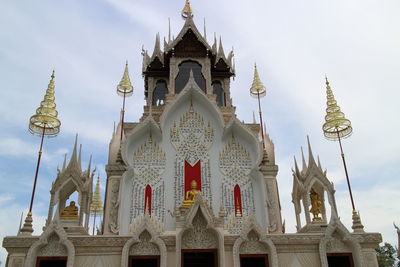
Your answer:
[234,184,242,217]
[144,185,152,215]
[152,80,168,106]
[175,61,205,94]
[212,81,225,106]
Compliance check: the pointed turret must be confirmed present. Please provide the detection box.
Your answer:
[300,147,307,174]
[306,136,317,168]
[212,33,217,54]
[90,175,103,215]
[181,0,193,19]
[151,33,164,63]
[322,76,352,140]
[62,153,67,171]
[216,36,226,64]
[117,62,134,97]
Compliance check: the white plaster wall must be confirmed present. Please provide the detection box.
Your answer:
[74,255,121,267]
[119,88,267,232]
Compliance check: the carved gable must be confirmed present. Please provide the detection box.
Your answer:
[174,30,208,58]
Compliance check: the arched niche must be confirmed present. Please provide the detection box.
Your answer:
[24,221,75,267]
[121,216,167,267]
[175,60,205,94]
[232,220,278,267]
[152,80,168,106]
[212,81,225,106]
[319,218,363,267]
[176,196,225,267]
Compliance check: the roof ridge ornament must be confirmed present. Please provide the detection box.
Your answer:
[181,0,193,19]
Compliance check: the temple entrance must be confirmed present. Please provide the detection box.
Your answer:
[129,256,160,267]
[327,253,354,267]
[36,257,67,267]
[182,249,218,267]
[240,254,269,267]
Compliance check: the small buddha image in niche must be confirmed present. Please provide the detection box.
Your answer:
[60,201,79,220]
[182,180,201,208]
[309,188,322,221]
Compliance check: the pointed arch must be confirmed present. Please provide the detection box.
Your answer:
[24,221,75,267]
[319,218,363,267]
[176,195,225,267]
[232,217,278,267]
[122,214,167,267]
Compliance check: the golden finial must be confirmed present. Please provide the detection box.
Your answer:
[29,70,61,137]
[322,76,352,140]
[181,0,193,19]
[90,175,103,214]
[250,64,267,98]
[117,61,133,97]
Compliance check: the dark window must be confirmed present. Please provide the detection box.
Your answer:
[152,80,168,106]
[129,256,160,267]
[36,257,67,267]
[212,81,225,106]
[240,254,269,267]
[175,61,205,94]
[182,249,217,267]
[327,253,354,267]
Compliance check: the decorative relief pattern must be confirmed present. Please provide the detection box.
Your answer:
[109,179,120,234]
[170,105,214,206]
[11,258,23,267]
[239,231,268,254]
[182,212,218,249]
[130,231,160,256]
[37,234,68,256]
[130,136,166,223]
[220,137,254,230]
[326,232,351,252]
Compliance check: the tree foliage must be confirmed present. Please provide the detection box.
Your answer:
[376,242,398,267]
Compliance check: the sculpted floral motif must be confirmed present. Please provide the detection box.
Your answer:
[109,179,120,234]
[239,230,268,254]
[11,258,23,267]
[37,234,67,256]
[170,105,214,206]
[182,212,218,249]
[130,231,160,255]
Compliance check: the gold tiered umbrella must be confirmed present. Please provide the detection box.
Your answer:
[90,175,103,235]
[250,64,267,148]
[322,77,363,231]
[117,62,133,143]
[21,71,61,235]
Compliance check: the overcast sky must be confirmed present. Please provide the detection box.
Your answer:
[1,0,400,263]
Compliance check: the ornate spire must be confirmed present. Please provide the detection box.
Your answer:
[29,70,61,137]
[117,62,134,97]
[250,64,267,98]
[322,76,352,140]
[181,0,193,19]
[90,175,103,214]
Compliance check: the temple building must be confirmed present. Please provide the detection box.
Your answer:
[2,1,382,267]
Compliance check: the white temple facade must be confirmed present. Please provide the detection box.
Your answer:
[3,2,382,267]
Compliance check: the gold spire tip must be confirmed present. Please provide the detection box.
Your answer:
[181,0,193,19]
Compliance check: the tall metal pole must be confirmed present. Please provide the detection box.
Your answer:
[28,124,46,214]
[257,91,265,149]
[336,128,356,212]
[120,91,126,142]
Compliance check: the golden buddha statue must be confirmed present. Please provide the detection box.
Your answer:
[60,201,79,220]
[182,180,201,208]
[309,189,322,221]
